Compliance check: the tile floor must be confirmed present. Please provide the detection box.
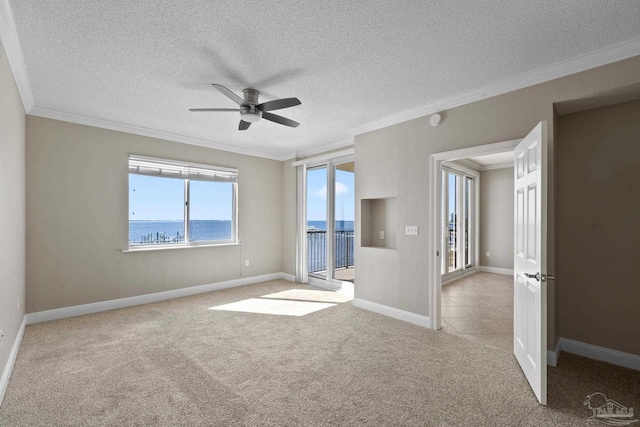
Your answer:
[441,272,513,352]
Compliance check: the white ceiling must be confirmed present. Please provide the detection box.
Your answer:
[6,1,640,159]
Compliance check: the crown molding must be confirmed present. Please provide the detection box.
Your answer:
[28,106,295,161]
[293,137,354,160]
[480,162,513,171]
[0,0,34,112]
[350,36,640,136]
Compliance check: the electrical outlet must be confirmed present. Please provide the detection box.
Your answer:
[486,252,490,257]
[379,231,385,239]
[0,329,4,348]
[405,226,419,236]
[245,260,250,267]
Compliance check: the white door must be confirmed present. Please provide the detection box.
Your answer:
[513,121,547,405]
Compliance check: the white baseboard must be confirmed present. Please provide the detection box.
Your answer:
[547,339,562,367]
[281,273,296,282]
[478,266,514,276]
[559,338,640,371]
[442,267,477,285]
[26,272,294,325]
[352,298,431,328]
[0,316,26,407]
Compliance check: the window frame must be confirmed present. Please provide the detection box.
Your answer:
[127,155,238,250]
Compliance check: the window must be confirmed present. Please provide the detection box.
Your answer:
[128,155,237,248]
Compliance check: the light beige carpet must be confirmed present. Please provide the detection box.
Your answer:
[1,279,638,426]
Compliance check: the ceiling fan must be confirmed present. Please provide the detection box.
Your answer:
[189,84,301,130]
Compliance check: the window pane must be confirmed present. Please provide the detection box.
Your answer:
[189,180,233,242]
[129,174,184,245]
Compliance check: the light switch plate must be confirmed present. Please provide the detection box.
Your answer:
[405,226,419,236]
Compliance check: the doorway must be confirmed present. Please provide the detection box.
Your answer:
[430,124,549,405]
[301,156,355,290]
[439,155,513,350]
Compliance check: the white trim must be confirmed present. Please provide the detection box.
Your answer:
[433,139,521,161]
[0,0,34,112]
[478,266,514,276]
[280,273,295,282]
[0,316,26,407]
[452,158,482,172]
[291,148,355,167]
[351,37,640,136]
[352,298,431,329]
[480,162,514,171]
[122,242,242,252]
[442,267,477,285]
[293,137,354,160]
[560,338,640,372]
[547,340,562,368]
[25,273,294,325]
[28,107,292,161]
[308,276,342,292]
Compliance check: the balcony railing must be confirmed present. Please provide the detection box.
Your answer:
[308,230,355,273]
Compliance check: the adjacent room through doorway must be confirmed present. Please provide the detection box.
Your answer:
[439,150,516,352]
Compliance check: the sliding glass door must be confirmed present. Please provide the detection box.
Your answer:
[442,166,475,279]
[304,159,355,285]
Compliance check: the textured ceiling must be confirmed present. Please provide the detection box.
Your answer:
[9,0,640,159]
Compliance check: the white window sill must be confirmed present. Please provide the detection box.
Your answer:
[122,242,242,253]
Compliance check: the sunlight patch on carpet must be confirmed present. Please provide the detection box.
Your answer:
[209,298,336,316]
[260,289,353,303]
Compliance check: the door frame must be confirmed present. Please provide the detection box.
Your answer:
[293,149,355,291]
[428,139,521,330]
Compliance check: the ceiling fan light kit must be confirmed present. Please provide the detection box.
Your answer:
[190,84,301,131]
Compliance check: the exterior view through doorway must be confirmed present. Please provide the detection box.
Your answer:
[294,150,355,292]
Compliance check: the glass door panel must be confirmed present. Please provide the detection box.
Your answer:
[307,166,328,278]
[464,177,474,268]
[334,162,355,282]
[442,167,475,278]
[447,172,460,273]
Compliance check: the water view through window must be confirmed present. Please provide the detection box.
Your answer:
[129,174,233,245]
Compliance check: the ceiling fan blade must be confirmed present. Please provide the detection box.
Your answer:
[258,97,301,112]
[239,120,251,130]
[212,84,245,106]
[189,108,238,112]
[262,112,299,128]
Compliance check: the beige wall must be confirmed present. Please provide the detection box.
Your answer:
[354,55,640,349]
[26,117,283,313]
[0,42,26,393]
[479,168,514,270]
[558,99,640,356]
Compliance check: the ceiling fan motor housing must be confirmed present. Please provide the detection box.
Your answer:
[240,105,262,122]
[241,89,262,122]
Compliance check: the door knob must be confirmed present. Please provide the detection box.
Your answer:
[525,272,540,281]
